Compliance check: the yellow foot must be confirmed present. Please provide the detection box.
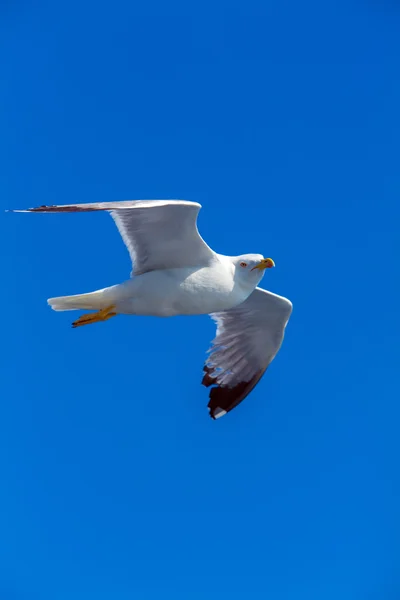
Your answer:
[72,305,117,329]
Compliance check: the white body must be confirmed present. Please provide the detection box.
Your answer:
[50,255,264,317]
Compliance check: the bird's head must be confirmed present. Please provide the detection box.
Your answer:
[233,254,275,285]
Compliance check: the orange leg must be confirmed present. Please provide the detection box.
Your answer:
[72,305,117,328]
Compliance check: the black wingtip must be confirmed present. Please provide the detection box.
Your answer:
[209,406,228,420]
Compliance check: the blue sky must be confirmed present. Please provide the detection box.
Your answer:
[1,1,399,598]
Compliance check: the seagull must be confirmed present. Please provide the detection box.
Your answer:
[11,200,292,419]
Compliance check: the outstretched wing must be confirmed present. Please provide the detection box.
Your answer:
[13,200,215,276]
[202,287,292,419]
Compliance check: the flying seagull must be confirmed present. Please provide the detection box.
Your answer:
[11,200,292,419]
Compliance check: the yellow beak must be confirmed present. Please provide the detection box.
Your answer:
[251,257,275,271]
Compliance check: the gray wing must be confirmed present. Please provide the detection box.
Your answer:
[202,287,292,419]
[13,200,215,275]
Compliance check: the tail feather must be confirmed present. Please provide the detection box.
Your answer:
[48,290,107,312]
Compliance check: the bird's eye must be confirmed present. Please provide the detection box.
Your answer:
[240,261,247,268]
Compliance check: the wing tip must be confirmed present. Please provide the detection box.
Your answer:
[6,205,74,213]
[209,407,228,420]
[203,366,266,420]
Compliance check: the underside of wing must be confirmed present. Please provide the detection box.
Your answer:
[12,200,216,275]
[202,287,292,419]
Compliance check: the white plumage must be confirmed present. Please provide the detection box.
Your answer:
[11,199,292,419]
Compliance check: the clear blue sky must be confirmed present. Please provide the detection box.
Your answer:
[1,1,399,598]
